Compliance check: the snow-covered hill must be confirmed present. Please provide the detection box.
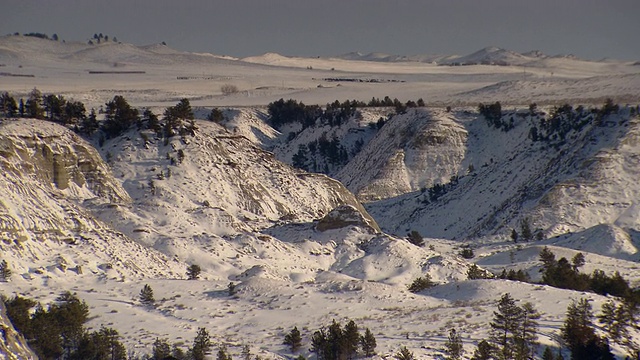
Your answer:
[2,35,640,359]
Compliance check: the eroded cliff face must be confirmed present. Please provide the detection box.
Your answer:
[0,301,38,360]
[0,119,130,243]
[336,108,468,202]
[0,119,130,203]
[0,119,182,279]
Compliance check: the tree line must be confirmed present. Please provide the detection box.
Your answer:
[0,90,201,141]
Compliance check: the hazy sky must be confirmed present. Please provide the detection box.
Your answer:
[2,0,639,60]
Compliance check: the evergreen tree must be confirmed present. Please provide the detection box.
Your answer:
[407,230,425,247]
[0,259,12,281]
[207,107,225,123]
[597,300,628,344]
[408,275,436,293]
[284,326,303,352]
[515,302,540,360]
[51,291,90,355]
[186,264,202,280]
[292,144,310,170]
[342,320,360,359]
[139,284,155,306]
[394,346,415,360]
[510,229,519,243]
[80,108,99,136]
[2,295,37,337]
[444,328,464,360]
[562,298,614,359]
[360,328,377,357]
[571,253,586,271]
[103,95,139,138]
[471,340,494,360]
[490,293,522,360]
[0,92,18,117]
[520,218,532,241]
[192,327,212,360]
[83,326,127,360]
[310,328,328,360]
[152,338,172,360]
[542,346,554,360]
[468,264,492,280]
[25,87,45,119]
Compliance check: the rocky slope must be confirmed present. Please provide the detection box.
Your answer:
[336,108,468,201]
[364,107,640,245]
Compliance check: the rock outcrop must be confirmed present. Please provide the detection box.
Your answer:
[316,204,381,233]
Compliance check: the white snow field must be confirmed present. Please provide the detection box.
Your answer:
[1,35,640,359]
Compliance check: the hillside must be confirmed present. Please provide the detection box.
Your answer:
[1,35,640,359]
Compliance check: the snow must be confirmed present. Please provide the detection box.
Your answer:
[1,35,640,359]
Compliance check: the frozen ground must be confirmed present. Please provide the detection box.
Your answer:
[1,35,640,359]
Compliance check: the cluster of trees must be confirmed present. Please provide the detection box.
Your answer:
[22,32,57,40]
[539,247,640,303]
[2,292,127,360]
[0,89,89,128]
[478,102,514,131]
[529,99,620,146]
[267,96,426,130]
[0,90,200,144]
[89,33,118,44]
[292,133,350,174]
[306,319,377,359]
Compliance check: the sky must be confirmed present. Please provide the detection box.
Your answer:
[2,0,639,61]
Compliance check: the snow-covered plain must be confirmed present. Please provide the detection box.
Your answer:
[1,35,640,359]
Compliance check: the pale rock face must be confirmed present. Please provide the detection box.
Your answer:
[0,119,130,203]
[0,301,38,360]
[337,108,467,201]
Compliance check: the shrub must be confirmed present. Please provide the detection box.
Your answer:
[408,275,436,293]
[221,84,239,95]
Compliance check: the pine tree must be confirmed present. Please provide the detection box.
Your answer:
[186,264,202,280]
[542,346,554,360]
[468,264,492,280]
[139,284,155,306]
[561,298,614,359]
[152,338,172,360]
[25,87,45,119]
[471,340,494,360]
[510,229,519,243]
[515,302,540,360]
[0,259,12,281]
[360,328,377,357]
[521,218,532,241]
[342,320,360,359]
[597,300,628,343]
[444,328,464,360]
[407,275,435,293]
[407,230,425,247]
[394,346,415,360]
[310,328,328,359]
[490,293,522,360]
[191,327,212,360]
[284,326,302,352]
